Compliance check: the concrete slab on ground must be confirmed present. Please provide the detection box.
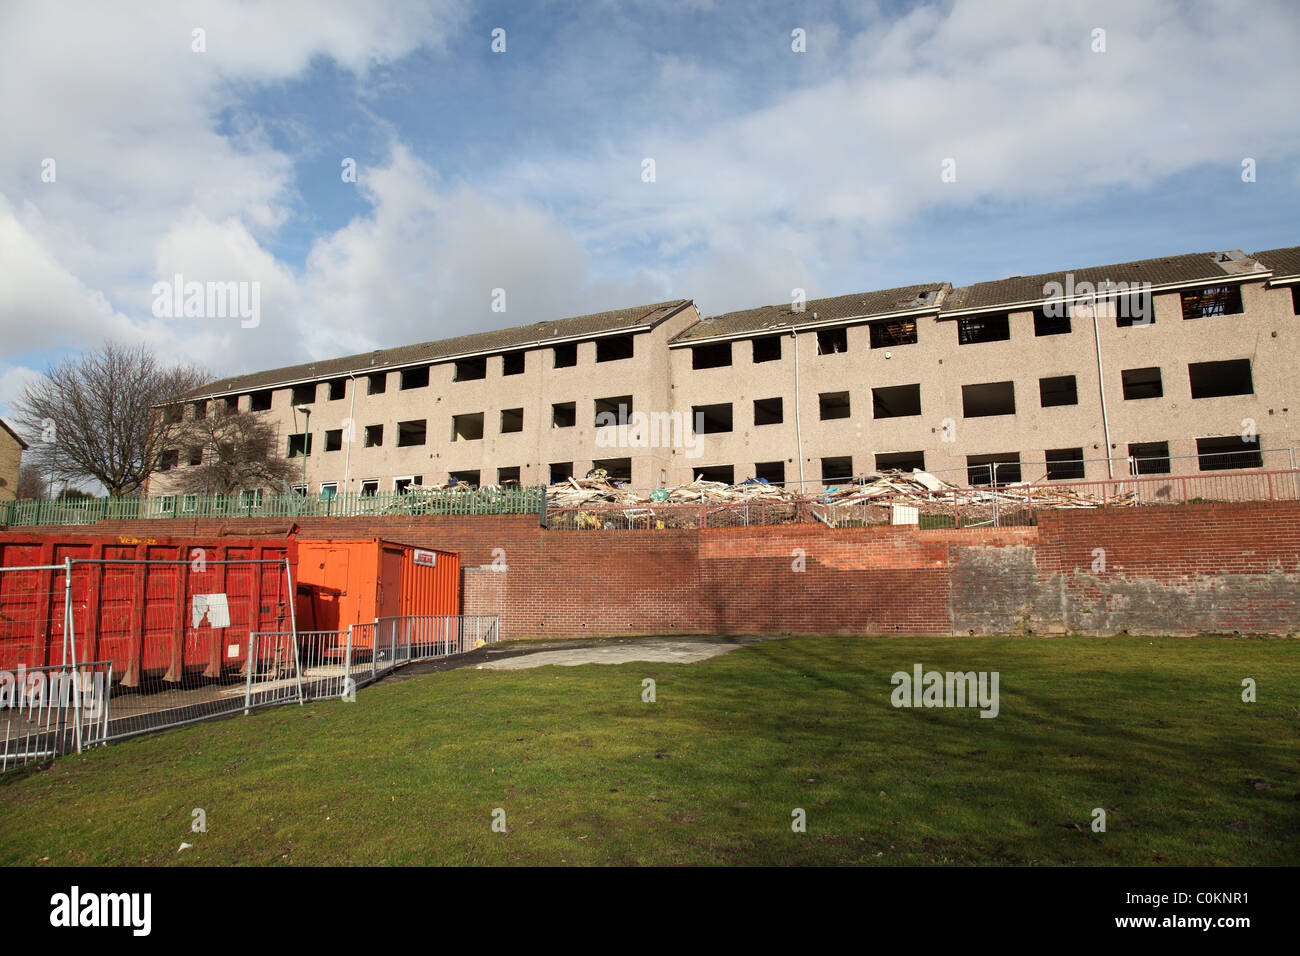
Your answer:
[476,635,780,670]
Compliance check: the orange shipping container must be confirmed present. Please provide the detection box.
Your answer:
[293,539,459,634]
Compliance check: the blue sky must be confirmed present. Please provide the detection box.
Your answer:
[1,0,1298,428]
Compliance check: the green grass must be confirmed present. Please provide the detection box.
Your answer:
[3,636,1298,866]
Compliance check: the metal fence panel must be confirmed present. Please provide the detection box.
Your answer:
[1,486,545,528]
[1,661,113,771]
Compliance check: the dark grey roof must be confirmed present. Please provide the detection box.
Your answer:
[1251,246,1300,280]
[671,283,947,344]
[189,300,692,399]
[942,250,1269,314]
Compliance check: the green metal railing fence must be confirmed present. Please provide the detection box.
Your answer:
[0,486,546,527]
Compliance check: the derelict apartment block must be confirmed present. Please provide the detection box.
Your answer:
[153,244,1300,496]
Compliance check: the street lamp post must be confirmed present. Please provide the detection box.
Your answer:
[295,405,311,492]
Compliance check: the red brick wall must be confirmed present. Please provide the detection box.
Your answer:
[8,501,1299,637]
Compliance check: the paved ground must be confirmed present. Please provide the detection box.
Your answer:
[385,634,782,680]
[476,635,776,670]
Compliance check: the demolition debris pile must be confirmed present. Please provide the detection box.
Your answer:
[544,469,1139,529]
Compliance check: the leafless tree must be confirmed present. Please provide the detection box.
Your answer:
[12,342,210,497]
[166,404,297,497]
[15,462,46,499]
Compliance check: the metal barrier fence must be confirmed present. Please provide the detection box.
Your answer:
[1,661,113,771]
[545,468,1300,531]
[0,545,502,768]
[0,613,499,770]
[0,485,546,528]
[248,616,500,708]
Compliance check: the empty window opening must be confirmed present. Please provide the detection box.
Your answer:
[967,453,1021,485]
[594,396,633,427]
[500,408,524,433]
[162,404,183,424]
[1121,367,1163,401]
[552,402,576,428]
[754,397,784,426]
[752,335,782,363]
[876,451,925,472]
[553,343,578,368]
[400,366,429,390]
[1044,447,1085,481]
[454,357,487,381]
[360,480,379,497]
[819,391,851,420]
[1033,308,1071,336]
[821,456,853,484]
[291,383,316,406]
[692,342,732,369]
[248,390,272,412]
[1128,441,1171,475]
[397,420,428,447]
[368,372,387,395]
[191,401,207,420]
[693,403,733,434]
[1189,358,1253,399]
[364,425,383,448]
[754,461,785,484]
[1198,435,1262,471]
[186,446,203,466]
[502,352,525,376]
[497,466,521,486]
[694,465,735,484]
[1181,285,1243,320]
[816,328,848,355]
[394,475,423,493]
[327,379,346,401]
[873,384,922,419]
[1115,293,1154,327]
[1039,375,1078,407]
[324,429,343,452]
[591,458,632,482]
[1292,286,1300,315]
[448,470,480,487]
[222,396,238,412]
[287,434,311,458]
[957,313,1011,345]
[549,462,574,484]
[596,335,634,362]
[962,381,1016,418]
[451,413,484,442]
[869,318,918,348]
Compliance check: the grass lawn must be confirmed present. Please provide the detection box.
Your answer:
[2,635,1297,866]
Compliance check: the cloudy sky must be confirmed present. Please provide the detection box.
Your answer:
[1,0,1297,429]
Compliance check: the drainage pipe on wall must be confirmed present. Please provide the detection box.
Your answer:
[1090,292,1114,479]
[792,325,806,490]
[342,371,358,491]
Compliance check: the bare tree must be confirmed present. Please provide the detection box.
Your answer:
[15,462,46,499]
[166,404,297,497]
[12,342,209,497]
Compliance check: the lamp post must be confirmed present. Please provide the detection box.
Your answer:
[293,404,311,493]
